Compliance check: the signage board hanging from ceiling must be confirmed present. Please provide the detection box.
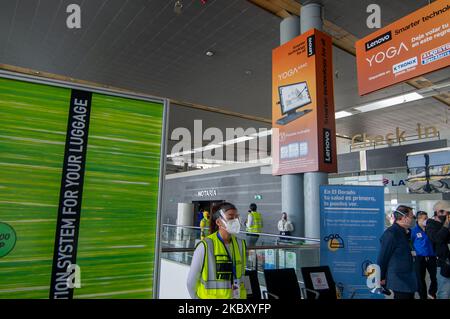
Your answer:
[406,147,450,193]
[356,0,450,96]
[272,29,337,175]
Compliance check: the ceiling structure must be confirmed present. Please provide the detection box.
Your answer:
[249,0,450,135]
[0,0,449,144]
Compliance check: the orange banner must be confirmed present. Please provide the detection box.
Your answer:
[356,0,450,95]
[272,29,337,175]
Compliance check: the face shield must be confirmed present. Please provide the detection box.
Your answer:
[394,210,416,228]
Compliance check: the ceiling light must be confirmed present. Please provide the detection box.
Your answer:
[335,111,353,119]
[354,92,424,113]
[245,70,252,76]
[205,51,214,57]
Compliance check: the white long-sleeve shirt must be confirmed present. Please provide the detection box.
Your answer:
[245,214,253,229]
[277,219,294,232]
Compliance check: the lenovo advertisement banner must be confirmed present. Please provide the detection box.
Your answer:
[272,29,337,175]
[356,0,450,95]
[0,74,166,299]
[320,185,385,299]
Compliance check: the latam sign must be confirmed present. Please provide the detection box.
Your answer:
[356,0,450,95]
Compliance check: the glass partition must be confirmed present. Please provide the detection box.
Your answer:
[160,224,320,290]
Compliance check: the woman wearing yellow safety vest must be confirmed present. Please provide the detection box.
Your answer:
[245,203,263,247]
[187,202,247,299]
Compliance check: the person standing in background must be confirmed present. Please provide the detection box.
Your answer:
[200,210,210,240]
[411,211,437,299]
[426,200,450,299]
[196,208,204,226]
[245,203,263,247]
[277,212,294,240]
[377,205,418,299]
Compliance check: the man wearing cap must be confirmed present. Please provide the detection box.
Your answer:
[426,200,450,299]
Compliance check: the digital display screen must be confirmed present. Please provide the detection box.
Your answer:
[279,82,312,114]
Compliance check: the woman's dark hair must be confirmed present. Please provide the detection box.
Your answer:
[249,203,257,212]
[210,202,237,235]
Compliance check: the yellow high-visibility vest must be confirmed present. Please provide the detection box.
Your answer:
[246,211,263,233]
[196,232,247,299]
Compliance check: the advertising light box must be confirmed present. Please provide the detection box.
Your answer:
[0,72,167,299]
[272,29,337,175]
[356,0,450,95]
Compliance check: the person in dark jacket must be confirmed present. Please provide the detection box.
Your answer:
[411,211,437,299]
[377,205,418,299]
[196,208,205,226]
[426,200,450,299]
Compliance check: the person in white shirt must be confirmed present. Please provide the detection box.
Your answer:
[277,212,294,239]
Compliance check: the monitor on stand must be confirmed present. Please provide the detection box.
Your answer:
[276,81,312,126]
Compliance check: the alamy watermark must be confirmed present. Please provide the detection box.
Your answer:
[366,4,381,29]
[169,120,273,166]
[66,264,81,289]
[365,264,381,291]
[66,4,81,29]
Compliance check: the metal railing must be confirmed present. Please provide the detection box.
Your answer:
[160,224,320,291]
[161,223,320,245]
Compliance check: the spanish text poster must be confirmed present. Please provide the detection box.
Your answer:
[320,185,385,299]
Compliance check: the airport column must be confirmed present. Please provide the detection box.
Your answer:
[301,2,328,240]
[280,16,305,238]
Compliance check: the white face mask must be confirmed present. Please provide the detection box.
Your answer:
[225,219,241,234]
[221,212,240,234]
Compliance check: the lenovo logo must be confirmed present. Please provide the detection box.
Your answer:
[307,35,315,57]
[323,129,332,164]
[365,31,392,51]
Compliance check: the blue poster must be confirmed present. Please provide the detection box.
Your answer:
[320,185,385,299]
